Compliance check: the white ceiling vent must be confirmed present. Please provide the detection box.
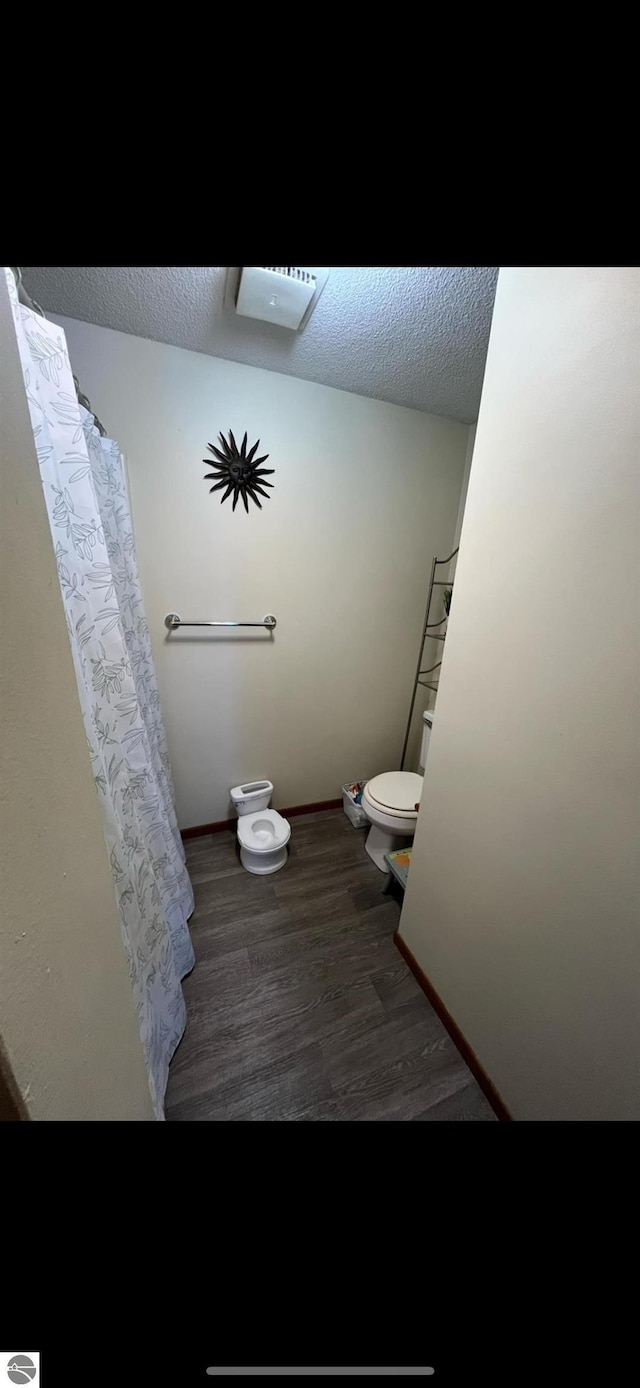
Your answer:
[227,266,330,332]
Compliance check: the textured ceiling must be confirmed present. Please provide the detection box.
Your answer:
[22,266,498,424]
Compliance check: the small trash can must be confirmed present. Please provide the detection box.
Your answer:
[341,781,369,827]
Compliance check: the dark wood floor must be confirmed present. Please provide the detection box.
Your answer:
[166,809,496,1122]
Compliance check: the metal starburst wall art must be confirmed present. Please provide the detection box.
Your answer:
[203,430,274,513]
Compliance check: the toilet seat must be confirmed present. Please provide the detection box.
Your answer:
[365,771,422,817]
[237,808,291,853]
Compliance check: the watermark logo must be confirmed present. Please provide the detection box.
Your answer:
[3,1356,38,1386]
[7,1358,36,1386]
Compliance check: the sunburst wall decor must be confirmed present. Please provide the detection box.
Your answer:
[203,430,274,512]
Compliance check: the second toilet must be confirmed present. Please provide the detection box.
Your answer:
[361,709,435,869]
[230,780,291,875]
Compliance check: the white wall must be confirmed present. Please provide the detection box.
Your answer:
[400,425,477,772]
[399,267,640,1121]
[0,276,154,1121]
[54,316,469,828]
[452,423,475,551]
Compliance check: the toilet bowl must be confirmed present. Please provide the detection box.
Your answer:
[237,808,291,875]
[361,709,435,871]
[361,772,423,870]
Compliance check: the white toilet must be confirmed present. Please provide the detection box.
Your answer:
[230,779,291,875]
[361,709,434,870]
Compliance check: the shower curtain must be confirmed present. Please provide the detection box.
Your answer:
[4,267,195,1118]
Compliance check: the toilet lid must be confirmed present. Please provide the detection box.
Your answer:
[366,771,423,812]
[237,808,291,852]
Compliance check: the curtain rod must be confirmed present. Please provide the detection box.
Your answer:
[10,267,107,437]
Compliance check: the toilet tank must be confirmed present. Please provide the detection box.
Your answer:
[230,780,273,816]
[419,709,435,770]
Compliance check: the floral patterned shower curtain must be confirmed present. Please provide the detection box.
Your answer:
[4,268,195,1118]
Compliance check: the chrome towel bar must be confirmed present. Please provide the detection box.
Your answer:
[165,613,276,631]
